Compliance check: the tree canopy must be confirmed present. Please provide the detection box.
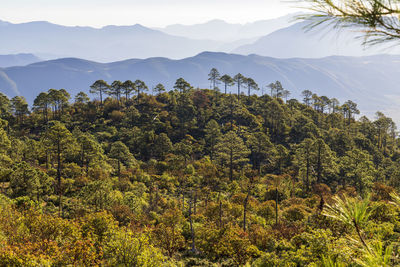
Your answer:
[1,71,400,265]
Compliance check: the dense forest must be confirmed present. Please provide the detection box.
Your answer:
[1,70,400,266]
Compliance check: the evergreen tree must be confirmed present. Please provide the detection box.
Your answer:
[215,131,250,180]
[302,90,313,107]
[153,133,173,160]
[90,80,109,105]
[33,92,50,124]
[110,80,123,104]
[74,129,104,173]
[208,68,220,91]
[134,80,149,101]
[153,83,166,94]
[0,93,11,119]
[9,161,53,201]
[74,91,90,104]
[267,82,276,97]
[109,141,135,177]
[282,90,291,102]
[48,89,70,119]
[295,138,314,191]
[11,96,29,123]
[43,121,74,216]
[247,132,274,174]
[122,80,136,102]
[205,119,221,161]
[219,74,234,94]
[233,73,246,99]
[245,77,259,96]
[174,78,193,93]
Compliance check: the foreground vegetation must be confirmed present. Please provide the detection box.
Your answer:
[1,75,400,266]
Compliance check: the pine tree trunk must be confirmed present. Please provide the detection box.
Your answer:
[57,140,62,217]
[243,192,250,231]
[219,199,223,228]
[317,145,322,183]
[189,193,196,253]
[306,155,310,192]
[237,82,240,100]
[86,158,89,174]
[193,191,197,215]
[275,188,279,225]
[45,150,49,169]
[117,159,121,178]
[230,147,233,181]
[81,144,85,168]
[182,193,185,212]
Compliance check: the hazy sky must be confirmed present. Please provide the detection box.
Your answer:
[0,0,299,27]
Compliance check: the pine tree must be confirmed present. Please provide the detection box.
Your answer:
[219,74,234,94]
[174,78,192,93]
[205,119,221,161]
[215,131,250,180]
[90,80,109,105]
[122,80,136,102]
[109,141,135,177]
[43,121,74,216]
[134,80,149,102]
[233,73,246,100]
[208,68,220,91]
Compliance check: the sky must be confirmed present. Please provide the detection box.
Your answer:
[0,0,299,27]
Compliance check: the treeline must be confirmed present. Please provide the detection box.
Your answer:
[0,70,400,266]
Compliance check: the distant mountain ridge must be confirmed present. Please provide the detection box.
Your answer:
[157,13,298,41]
[234,21,400,58]
[0,14,300,62]
[0,53,41,68]
[3,15,399,62]
[0,20,222,61]
[1,52,400,123]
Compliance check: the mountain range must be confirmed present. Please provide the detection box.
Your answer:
[234,21,400,58]
[0,16,294,62]
[0,15,299,63]
[1,52,400,122]
[3,14,400,64]
[0,20,221,62]
[156,13,297,41]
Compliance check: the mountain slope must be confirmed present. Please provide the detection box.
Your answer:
[1,52,400,122]
[158,13,297,41]
[233,21,400,58]
[0,21,221,62]
[0,53,42,67]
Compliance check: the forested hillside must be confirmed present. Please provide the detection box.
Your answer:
[4,52,400,124]
[1,74,400,266]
